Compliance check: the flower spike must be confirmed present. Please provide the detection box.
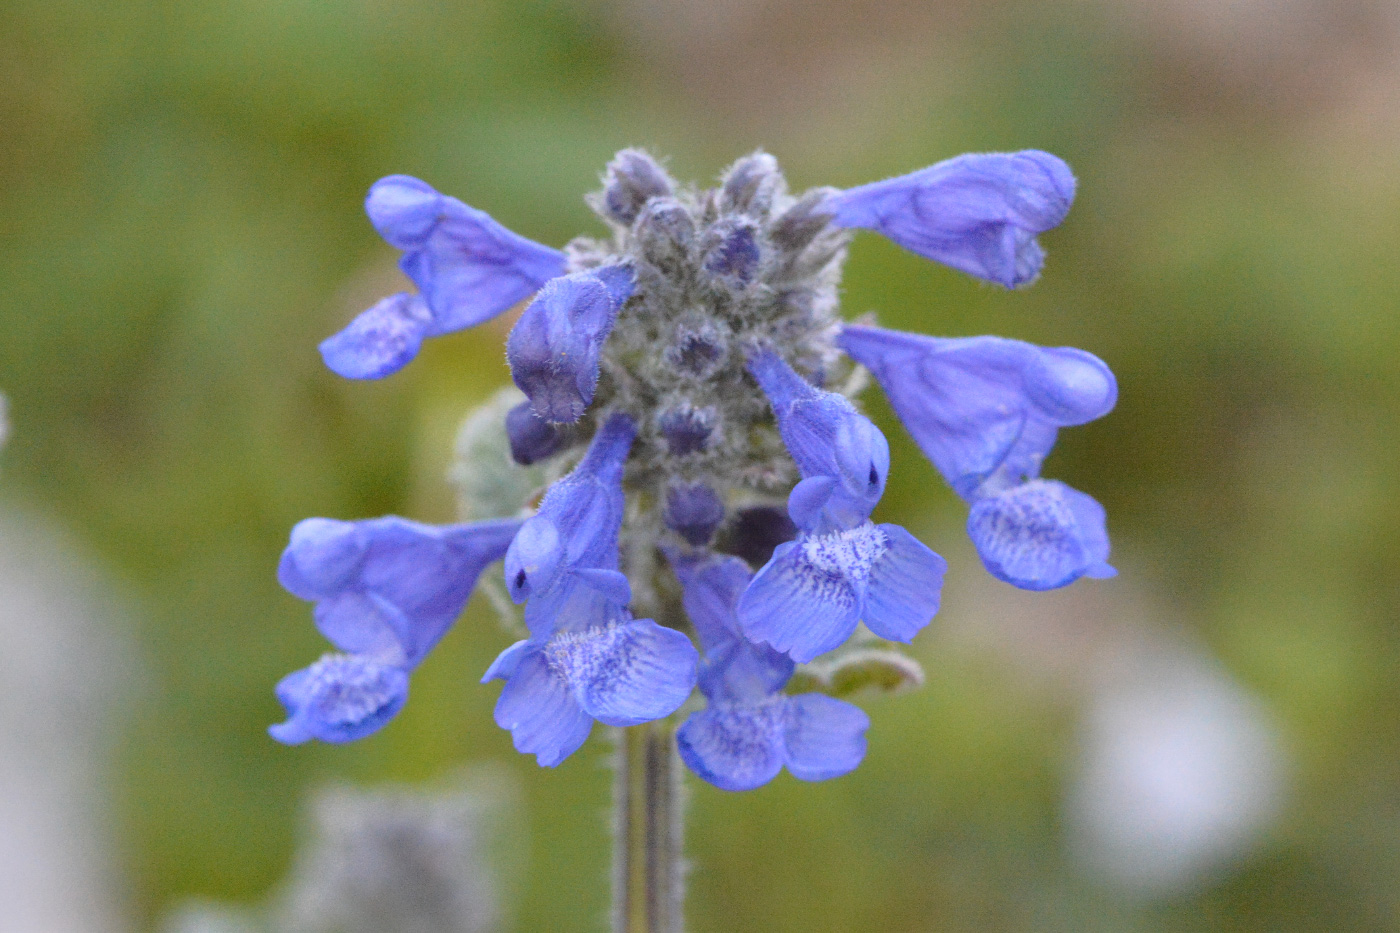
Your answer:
[824,151,1075,288]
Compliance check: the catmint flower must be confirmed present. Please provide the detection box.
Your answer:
[737,348,946,663]
[283,146,1116,785]
[503,412,636,635]
[271,516,523,744]
[320,175,566,379]
[839,324,1116,589]
[507,265,636,423]
[824,151,1075,288]
[486,412,699,766]
[482,617,698,767]
[669,551,868,791]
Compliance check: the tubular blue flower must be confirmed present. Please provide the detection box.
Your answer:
[320,175,566,380]
[740,346,946,662]
[746,348,889,531]
[503,412,636,637]
[839,323,1116,589]
[668,552,869,791]
[271,515,524,744]
[482,616,698,767]
[507,265,637,424]
[823,151,1075,288]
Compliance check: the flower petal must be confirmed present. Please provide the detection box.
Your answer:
[861,524,946,644]
[492,649,594,767]
[824,151,1074,287]
[736,539,861,664]
[270,653,409,745]
[677,702,787,791]
[782,694,870,782]
[967,479,1112,590]
[840,325,1115,497]
[365,175,566,335]
[747,348,888,527]
[319,293,433,380]
[278,518,370,599]
[555,619,699,727]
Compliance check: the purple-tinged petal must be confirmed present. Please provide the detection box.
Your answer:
[506,400,567,465]
[549,620,699,727]
[840,325,1115,497]
[697,636,794,704]
[507,267,635,424]
[861,524,946,644]
[704,218,760,285]
[824,151,1075,288]
[737,539,861,665]
[269,653,409,745]
[504,517,563,603]
[481,639,533,683]
[319,293,433,380]
[747,348,888,527]
[667,551,752,649]
[312,591,406,659]
[279,518,370,599]
[677,701,787,792]
[492,649,594,767]
[967,479,1113,590]
[365,175,566,334]
[782,694,869,782]
[786,476,837,533]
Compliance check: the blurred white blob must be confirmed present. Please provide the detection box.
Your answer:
[0,508,132,933]
[941,550,1287,896]
[278,776,507,933]
[1067,647,1284,896]
[164,773,513,933]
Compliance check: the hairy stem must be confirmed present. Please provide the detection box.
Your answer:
[613,720,685,933]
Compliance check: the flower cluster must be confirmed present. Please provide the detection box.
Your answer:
[272,148,1117,791]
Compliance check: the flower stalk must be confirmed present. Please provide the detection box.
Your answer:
[613,720,685,933]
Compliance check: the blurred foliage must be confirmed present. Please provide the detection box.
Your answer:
[2,0,1399,930]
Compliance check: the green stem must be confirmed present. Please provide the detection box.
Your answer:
[613,720,685,933]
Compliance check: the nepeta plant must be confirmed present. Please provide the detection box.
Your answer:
[272,148,1116,930]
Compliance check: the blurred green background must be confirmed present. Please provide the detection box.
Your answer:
[3,0,1399,930]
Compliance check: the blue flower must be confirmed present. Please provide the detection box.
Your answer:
[745,348,889,531]
[507,265,636,424]
[320,175,566,379]
[824,151,1075,288]
[271,515,524,744]
[503,412,636,637]
[482,617,698,767]
[736,521,946,664]
[485,411,700,765]
[839,323,1116,590]
[669,552,869,791]
[738,349,947,663]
